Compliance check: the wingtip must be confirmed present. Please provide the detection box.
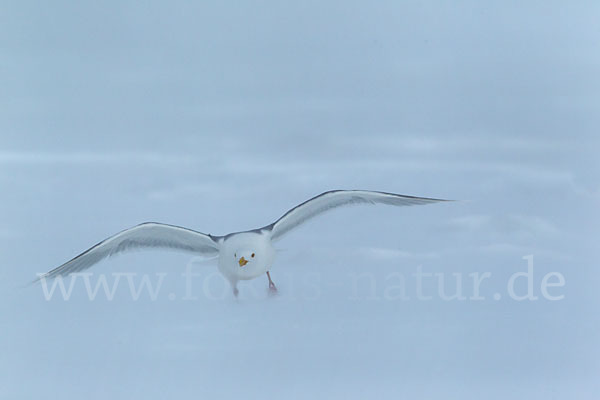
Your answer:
[23,273,45,288]
[444,198,469,203]
[430,197,461,202]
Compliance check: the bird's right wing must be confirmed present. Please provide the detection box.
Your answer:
[265,190,450,242]
[36,222,220,281]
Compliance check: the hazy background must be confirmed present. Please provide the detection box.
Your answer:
[1,1,598,398]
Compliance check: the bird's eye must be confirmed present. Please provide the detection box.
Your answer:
[234,253,237,258]
[251,253,255,258]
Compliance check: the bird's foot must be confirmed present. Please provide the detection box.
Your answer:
[268,282,278,295]
[266,271,277,295]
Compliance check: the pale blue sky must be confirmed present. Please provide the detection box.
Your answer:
[1,1,599,399]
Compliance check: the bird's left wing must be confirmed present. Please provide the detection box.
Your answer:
[264,190,451,242]
[36,222,220,281]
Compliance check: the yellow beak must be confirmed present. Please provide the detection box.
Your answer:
[238,257,248,267]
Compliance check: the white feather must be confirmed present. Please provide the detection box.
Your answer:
[36,222,219,281]
[267,190,450,241]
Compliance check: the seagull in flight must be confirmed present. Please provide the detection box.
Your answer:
[37,190,450,296]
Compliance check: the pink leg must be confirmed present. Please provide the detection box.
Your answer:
[266,271,277,293]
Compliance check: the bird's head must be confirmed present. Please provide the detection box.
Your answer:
[234,250,256,268]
